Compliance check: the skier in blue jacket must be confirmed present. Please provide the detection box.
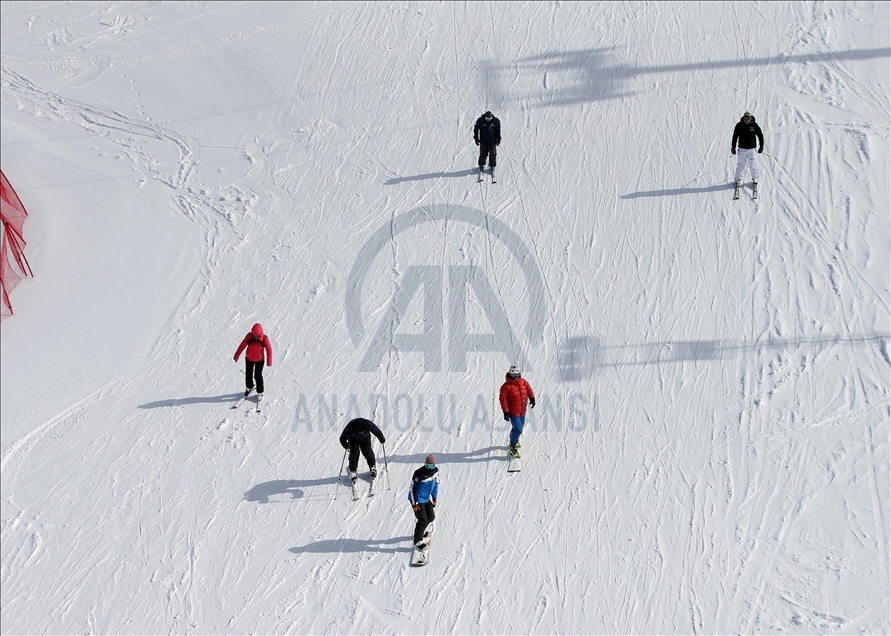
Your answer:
[408,454,440,551]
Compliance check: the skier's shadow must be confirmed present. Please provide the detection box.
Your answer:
[384,446,507,465]
[620,183,734,199]
[289,536,410,555]
[244,477,341,503]
[138,393,242,409]
[385,168,478,184]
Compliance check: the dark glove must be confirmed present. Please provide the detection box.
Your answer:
[730,148,736,155]
[412,503,420,512]
[758,148,763,154]
[474,139,479,146]
[341,441,348,449]
[529,397,536,409]
[503,412,510,421]
[495,139,501,146]
[379,437,386,445]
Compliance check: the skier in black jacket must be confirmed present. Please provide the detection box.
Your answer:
[731,111,765,186]
[339,418,386,482]
[474,111,501,177]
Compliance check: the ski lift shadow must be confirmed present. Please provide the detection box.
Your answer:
[482,46,891,109]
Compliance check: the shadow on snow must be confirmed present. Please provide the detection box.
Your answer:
[138,393,242,408]
[289,536,410,555]
[245,447,504,504]
[384,168,478,184]
[244,477,342,503]
[382,446,507,465]
[621,182,735,199]
[481,47,891,108]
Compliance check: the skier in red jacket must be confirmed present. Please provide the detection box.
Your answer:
[234,323,273,397]
[499,365,535,458]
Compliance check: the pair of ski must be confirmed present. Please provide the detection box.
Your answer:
[349,472,378,500]
[410,524,434,567]
[733,181,758,200]
[231,389,263,413]
[478,167,497,183]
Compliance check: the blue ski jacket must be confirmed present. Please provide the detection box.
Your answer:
[407,465,439,505]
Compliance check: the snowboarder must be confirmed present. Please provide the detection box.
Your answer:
[233,323,273,397]
[731,111,764,188]
[499,365,535,457]
[474,111,501,178]
[408,454,440,552]
[339,417,386,482]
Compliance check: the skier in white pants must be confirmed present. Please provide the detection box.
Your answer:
[731,111,764,185]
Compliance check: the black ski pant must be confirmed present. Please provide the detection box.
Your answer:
[348,437,376,472]
[413,501,436,545]
[245,359,265,394]
[478,143,497,168]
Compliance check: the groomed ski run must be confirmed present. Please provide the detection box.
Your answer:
[1,2,888,635]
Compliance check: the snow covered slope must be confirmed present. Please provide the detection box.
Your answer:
[1,2,889,633]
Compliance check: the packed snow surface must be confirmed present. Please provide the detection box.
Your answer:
[1,2,889,634]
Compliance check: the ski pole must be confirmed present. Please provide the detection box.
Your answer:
[382,443,391,490]
[335,447,347,499]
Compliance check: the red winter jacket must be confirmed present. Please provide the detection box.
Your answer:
[234,323,273,365]
[499,374,535,416]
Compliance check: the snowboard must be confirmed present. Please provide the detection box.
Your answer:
[507,443,523,472]
[410,524,434,567]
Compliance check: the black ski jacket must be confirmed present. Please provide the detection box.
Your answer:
[340,418,385,448]
[474,116,501,145]
[732,116,764,151]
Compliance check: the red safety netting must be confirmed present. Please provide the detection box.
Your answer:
[1,170,34,321]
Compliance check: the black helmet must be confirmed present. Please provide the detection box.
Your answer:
[484,111,493,120]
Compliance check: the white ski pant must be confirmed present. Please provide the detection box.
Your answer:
[734,148,760,183]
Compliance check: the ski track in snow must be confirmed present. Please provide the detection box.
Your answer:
[1,2,889,634]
